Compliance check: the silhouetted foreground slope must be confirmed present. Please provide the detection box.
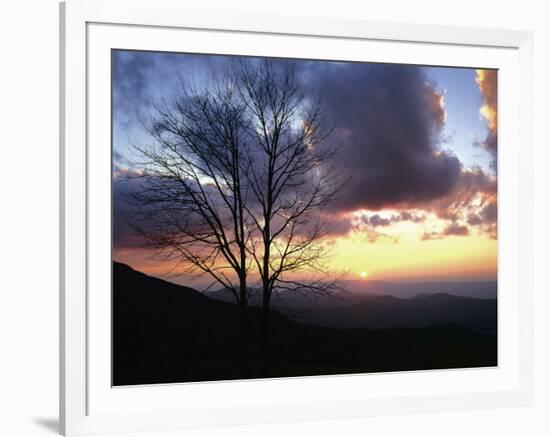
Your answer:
[113,262,497,386]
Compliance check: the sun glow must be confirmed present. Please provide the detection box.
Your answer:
[359,271,369,279]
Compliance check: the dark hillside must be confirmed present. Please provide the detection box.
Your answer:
[113,262,497,386]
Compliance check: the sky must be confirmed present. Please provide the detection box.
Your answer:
[112,50,498,284]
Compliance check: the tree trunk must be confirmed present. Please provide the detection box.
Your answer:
[238,275,250,377]
[260,285,271,376]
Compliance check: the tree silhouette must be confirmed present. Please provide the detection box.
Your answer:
[126,59,343,365]
[232,61,343,355]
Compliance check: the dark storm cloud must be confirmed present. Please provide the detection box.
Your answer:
[114,54,466,214]
[303,62,462,212]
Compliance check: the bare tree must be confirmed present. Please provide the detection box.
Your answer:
[232,61,343,349]
[125,59,343,364]
[128,75,252,305]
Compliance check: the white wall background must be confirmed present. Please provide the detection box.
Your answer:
[0,0,547,436]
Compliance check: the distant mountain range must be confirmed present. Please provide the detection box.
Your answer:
[292,292,497,333]
[113,262,497,386]
[343,279,497,299]
[207,280,497,332]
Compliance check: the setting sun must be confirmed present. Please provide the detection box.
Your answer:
[359,271,368,279]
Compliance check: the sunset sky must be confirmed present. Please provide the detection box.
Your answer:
[112,50,498,284]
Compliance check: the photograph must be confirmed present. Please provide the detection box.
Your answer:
[111,50,498,386]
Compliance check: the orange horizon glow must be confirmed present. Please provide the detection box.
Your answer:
[114,226,497,285]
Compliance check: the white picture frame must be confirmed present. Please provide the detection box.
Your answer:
[60,0,534,435]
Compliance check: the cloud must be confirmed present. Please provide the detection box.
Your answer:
[113,55,498,246]
[425,168,496,219]
[467,201,497,226]
[367,214,391,227]
[112,50,234,130]
[467,214,483,226]
[475,69,498,170]
[360,211,425,228]
[481,201,497,223]
[443,223,470,236]
[398,211,425,223]
[115,55,480,218]
[112,176,143,249]
[476,70,497,132]
[324,214,355,237]
[112,51,155,127]
[304,62,461,212]
[464,199,497,239]
[416,167,497,240]
[421,222,469,241]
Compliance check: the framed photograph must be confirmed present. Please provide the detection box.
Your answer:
[60,0,534,435]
